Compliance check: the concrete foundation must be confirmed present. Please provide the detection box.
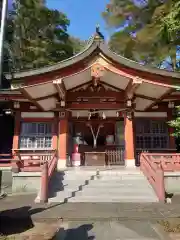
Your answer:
[57,159,67,170]
[0,168,12,194]
[12,172,41,193]
[164,172,180,194]
[125,159,136,168]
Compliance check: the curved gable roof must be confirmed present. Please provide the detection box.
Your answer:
[5,28,180,80]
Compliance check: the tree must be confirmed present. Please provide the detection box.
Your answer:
[169,105,180,151]
[6,0,74,71]
[102,0,180,71]
[69,36,86,55]
[168,106,180,138]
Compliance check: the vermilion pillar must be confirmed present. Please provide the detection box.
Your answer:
[124,112,135,167]
[52,114,58,150]
[57,118,68,169]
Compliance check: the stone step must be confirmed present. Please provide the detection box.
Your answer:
[83,185,153,192]
[56,171,96,176]
[49,182,88,193]
[87,179,149,184]
[48,192,159,203]
[50,180,151,192]
[48,193,71,203]
[56,169,143,176]
[95,170,142,176]
[51,175,147,182]
[75,189,156,197]
[94,175,146,180]
[49,179,90,189]
[68,195,159,203]
[80,186,155,194]
[51,175,94,181]
[51,172,145,181]
[45,169,158,204]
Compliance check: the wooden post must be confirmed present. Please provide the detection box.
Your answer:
[57,118,68,169]
[156,169,165,202]
[40,161,48,203]
[124,112,135,167]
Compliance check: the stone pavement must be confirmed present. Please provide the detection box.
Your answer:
[1,194,180,239]
[1,194,180,221]
[55,220,163,240]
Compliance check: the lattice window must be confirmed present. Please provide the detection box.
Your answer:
[136,120,169,149]
[19,122,52,149]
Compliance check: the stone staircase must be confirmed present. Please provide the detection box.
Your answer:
[47,168,159,203]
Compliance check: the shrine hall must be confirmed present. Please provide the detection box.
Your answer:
[1,28,180,170]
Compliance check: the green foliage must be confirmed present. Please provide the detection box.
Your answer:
[69,37,86,55]
[168,106,180,137]
[5,0,75,71]
[160,0,180,43]
[103,0,180,71]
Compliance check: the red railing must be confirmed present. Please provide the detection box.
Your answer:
[140,153,165,202]
[39,150,58,203]
[0,149,58,203]
[12,149,57,172]
[146,153,180,172]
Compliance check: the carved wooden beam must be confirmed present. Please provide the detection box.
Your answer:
[64,103,125,110]
[126,77,142,100]
[91,63,105,86]
[66,91,125,102]
[53,78,66,100]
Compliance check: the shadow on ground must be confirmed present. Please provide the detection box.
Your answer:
[48,171,65,199]
[0,204,62,236]
[55,224,95,240]
[0,206,44,235]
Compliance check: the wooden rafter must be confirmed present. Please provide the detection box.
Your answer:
[20,88,44,111]
[53,78,66,100]
[125,77,142,99]
[134,94,157,102]
[34,93,58,102]
[145,88,175,111]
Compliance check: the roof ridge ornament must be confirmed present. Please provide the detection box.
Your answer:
[96,24,100,33]
[94,24,105,42]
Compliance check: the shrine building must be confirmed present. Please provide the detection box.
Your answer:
[1,28,180,170]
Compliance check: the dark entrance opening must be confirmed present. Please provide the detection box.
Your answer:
[0,108,14,157]
[73,121,116,166]
[73,121,115,148]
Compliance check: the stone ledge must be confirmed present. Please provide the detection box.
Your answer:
[12,172,42,177]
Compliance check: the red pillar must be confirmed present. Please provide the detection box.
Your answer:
[12,111,21,173]
[40,161,48,203]
[52,114,58,150]
[57,119,68,169]
[124,112,135,167]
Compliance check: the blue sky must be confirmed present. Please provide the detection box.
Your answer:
[46,0,110,40]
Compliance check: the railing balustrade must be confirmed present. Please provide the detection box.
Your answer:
[105,147,125,165]
[136,148,177,166]
[12,149,57,172]
[140,152,180,202]
[40,150,58,203]
[143,153,180,171]
[140,153,165,202]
